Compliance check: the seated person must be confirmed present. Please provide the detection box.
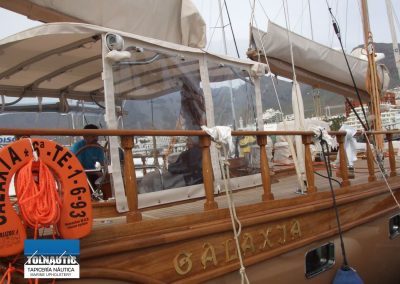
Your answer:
[70,124,105,191]
[138,138,203,194]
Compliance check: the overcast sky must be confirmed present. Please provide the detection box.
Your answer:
[0,0,399,57]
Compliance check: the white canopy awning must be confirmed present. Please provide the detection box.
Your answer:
[0,22,256,103]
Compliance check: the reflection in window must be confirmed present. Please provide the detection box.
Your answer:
[389,214,400,239]
[112,47,204,192]
[305,242,335,278]
[208,61,258,177]
[208,63,256,130]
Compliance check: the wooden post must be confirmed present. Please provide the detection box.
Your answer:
[366,134,376,182]
[257,135,274,201]
[386,133,397,177]
[336,134,351,187]
[121,136,142,222]
[302,134,317,193]
[200,136,218,210]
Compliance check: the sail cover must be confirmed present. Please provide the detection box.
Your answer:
[0,0,206,48]
[249,21,390,100]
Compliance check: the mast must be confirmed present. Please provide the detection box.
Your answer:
[361,0,383,150]
[385,0,400,81]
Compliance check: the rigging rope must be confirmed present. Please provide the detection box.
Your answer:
[255,0,270,21]
[282,0,297,81]
[317,130,350,267]
[248,0,306,192]
[282,0,308,193]
[292,0,308,35]
[330,0,339,48]
[325,0,370,132]
[216,142,250,284]
[223,0,240,58]
[344,0,349,49]
[205,9,222,52]
[393,4,400,33]
[325,0,387,175]
[307,0,314,40]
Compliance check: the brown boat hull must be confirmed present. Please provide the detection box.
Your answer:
[71,179,400,283]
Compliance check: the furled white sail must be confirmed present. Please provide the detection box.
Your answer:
[250,21,390,100]
[0,0,206,48]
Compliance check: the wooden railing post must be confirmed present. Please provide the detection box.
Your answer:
[302,134,317,193]
[386,133,397,177]
[257,135,274,201]
[200,136,218,210]
[121,136,142,222]
[336,134,351,187]
[366,134,376,182]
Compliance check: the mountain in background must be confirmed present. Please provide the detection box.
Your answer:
[1,43,397,130]
[250,42,400,118]
[121,42,400,129]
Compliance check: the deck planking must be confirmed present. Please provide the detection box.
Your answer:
[93,158,394,225]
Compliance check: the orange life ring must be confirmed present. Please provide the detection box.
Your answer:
[0,138,92,257]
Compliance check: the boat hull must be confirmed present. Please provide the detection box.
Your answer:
[207,211,400,283]
[72,178,400,283]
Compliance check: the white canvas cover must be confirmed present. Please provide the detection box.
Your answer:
[0,23,255,103]
[251,22,390,100]
[0,0,206,48]
[274,119,331,164]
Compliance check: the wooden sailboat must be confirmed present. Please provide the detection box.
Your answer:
[0,1,400,283]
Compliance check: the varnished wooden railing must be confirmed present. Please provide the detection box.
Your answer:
[386,133,397,177]
[121,136,142,221]
[256,135,273,201]
[1,128,398,221]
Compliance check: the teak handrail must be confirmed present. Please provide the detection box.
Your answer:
[1,128,398,221]
[386,133,397,177]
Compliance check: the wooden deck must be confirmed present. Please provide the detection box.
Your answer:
[93,157,395,225]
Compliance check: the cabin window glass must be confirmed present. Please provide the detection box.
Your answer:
[305,242,335,278]
[0,107,105,147]
[112,47,204,193]
[389,214,400,239]
[207,62,259,178]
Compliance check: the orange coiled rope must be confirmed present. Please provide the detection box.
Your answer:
[0,263,27,284]
[15,159,62,237]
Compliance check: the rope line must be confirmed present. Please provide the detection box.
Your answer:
[216,142,250,284]
[282,0,297,81]
[248,0,306,192]
[318,130,350,268]
[0,263,26,284]
[15,159,62,236]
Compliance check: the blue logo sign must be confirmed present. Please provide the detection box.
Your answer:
[24,240,80,279]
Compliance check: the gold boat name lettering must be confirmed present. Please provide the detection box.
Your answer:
[174,219,301,275]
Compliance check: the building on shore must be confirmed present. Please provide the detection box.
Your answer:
[345,88,400,130]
